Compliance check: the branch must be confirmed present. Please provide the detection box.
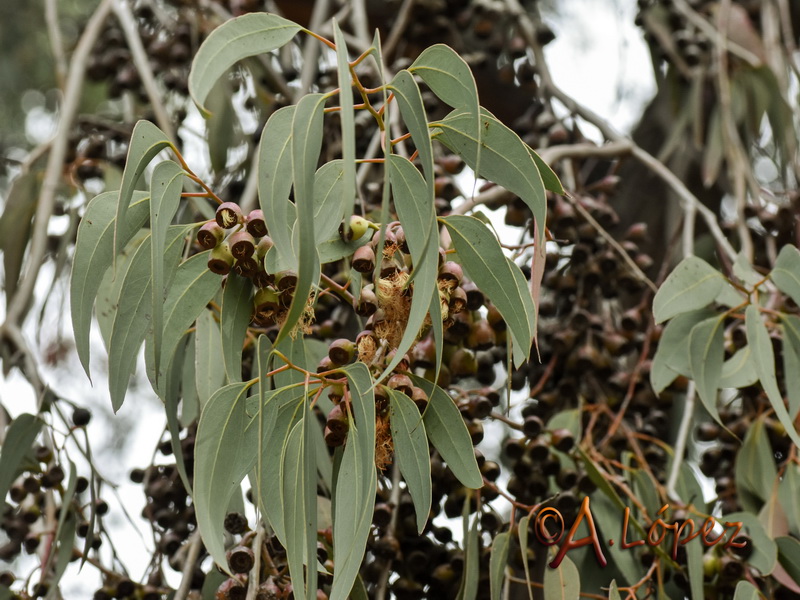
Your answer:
[382,0,416,60]
[173,531,203,600]
[298,0,331,98]
[111,0,175,141]
[45,0,67,88]
[1,0,114,333]
[666,381,696,501]
[375,462,401,600]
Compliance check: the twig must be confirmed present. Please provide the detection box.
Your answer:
[666,381,697,501]
[507,0,738,264]
[350,0,371,49]
[44,0,67,88]
[1,0,113,332]
[173,531,203,600]
[298,0,331,98]
[111,0,175,141]
[246,523,266,600]
[375,462,401,600]
[383,0,416,60]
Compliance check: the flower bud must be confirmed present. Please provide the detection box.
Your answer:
[197,222,225,249]
[340,215,370,241]
[255,235,274,259]
[245,209,267,238]
[215,202,243,229]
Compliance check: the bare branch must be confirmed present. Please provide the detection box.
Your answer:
[45,0,67,88]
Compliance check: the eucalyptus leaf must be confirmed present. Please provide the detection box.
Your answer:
[189,13,301,116]
[332,21,356,232]
[220,274,252,383]
[732,581,759,600]
[720,345,758,388]
[724,511,777,576]
[195,309,225,409]
[389,389,432,533]
[780,314,800,419]
[652,256,725,323]
[543,555,580,600]
[770,245,800,307]
[0,414,42,504]
[734,415,777,512]
[489,531,510,600]
[688,316,725,425]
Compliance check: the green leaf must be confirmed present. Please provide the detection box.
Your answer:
[189,13,301,116]
[457,507,479,600]
[180,333,200,426]
[652,256,725,323]
[777,536,800,589]
[780,315,800,419]
[382,155,439,378]
[724,511,777,576]
[221,274,252,383]
[735,415,777,512]
[165,337,193,492]
[489,531,510,600]
[281,404,318,600]
[149,160,185,382]
[332,21,356,231]
[258,105,296,265]
[778,462,800,536]
[276,93,325,345]
[194,381,254,572]
[607,581,622,600]
[107,223,190,411]
[720,345,758,388]
[517,515,534,600]
[46,513,76,598]
[155,250,220,387]
[770,245,800,307]
[312,160,349,243]
[206,79,239,173]
[688,316,725,425]
[543,555,580,600]
[389,389,432,533]
[331,363,377,600]
[733,252,763,286]
[527,146,564,195]
[548,409,581,441]
[0,170,37,306]
[410,44,479,113]
[115,121,173,256]
[195,309,225,409]
[412,375,482,488]
[389,70,436,193]
[436,108,546,240]
[653,309,716,380]
[0,414,42,503]
[732,581,759,600]
[441,215,536,367]
[71,191,149,376]
[685,531,705,600]
[745,305,800,447]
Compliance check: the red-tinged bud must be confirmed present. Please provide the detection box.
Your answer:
[197,222,224,249]
[208,243,234,275]
[388,373,413,396]
[215,202,243,229]
[255,235,274,259]
[245,209,267,238]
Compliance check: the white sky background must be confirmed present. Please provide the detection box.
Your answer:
[0,0,656,595]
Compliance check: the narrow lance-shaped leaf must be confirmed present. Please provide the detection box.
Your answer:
[719,345,758,388]
[780,314,800,419]
[71,191,149,376]
[770,245,800,307]
[149,160,185,383]
[330,363,377,600]
[435,108,547,239]
[189,13,301,116]
[276,93,325,346]
[107,225,190,412]
[389,390,432,533]
[441,215,536,367]
[411,375,482,488]
[115,120,174,256]
[313,161,348,243]
[745,305,800,447]
[258,105,296,265]
[688,316,725,425]
[195,309,225,409]
[332,20,356,230]
[194,381,254,573]
[543,555,580,600]
[457,504,479,600]
[527,145,564,195]
[653,256,725,323]
[0,414,42,503]
[381,155,439,379]
[220,274,252,383]
[489,531,510,600]
[155,250,219,388]
[518,515,534,600]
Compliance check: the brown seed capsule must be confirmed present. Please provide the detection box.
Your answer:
[323,425,346,447]
[438,261,463,291]
[215,202,243,229]
[197,222,225,249]
[388,373,414,396]
[208,243,234,275]
[352,245,376,273]
[233,256,259,278]
[253,287,280,322]
[448,286,467,314]
[326,403,350,435]
[411,387,428,412]
[244,209,267,238]
[255,235,274,260]
[229,231,256,259]
[550,428,575,453]
[461,281,485,310]
[227,546,255,574]
[275,270,298,292]
[355,287,378,317]
[466,319,497,351]
[449,348,477,378]
[216,577,246,600]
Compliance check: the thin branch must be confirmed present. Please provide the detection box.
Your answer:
[666,381,697,501]
[350,0,371,49]
[383,0,416,60]
[298,0,331,98]
[173,531,203,600]
[111,0,175,141]
[1,0,113,332]
[245,523,266,600]
[45,0,67,88]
